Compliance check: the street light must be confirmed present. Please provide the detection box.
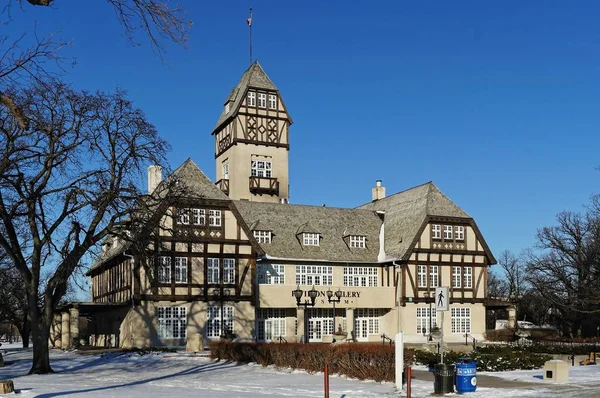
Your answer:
[424,291,433,342]
[326,288,343,338]
[292,285,318,343]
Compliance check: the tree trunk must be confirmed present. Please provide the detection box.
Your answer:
[29,308,53,374]
[20,319,30,348]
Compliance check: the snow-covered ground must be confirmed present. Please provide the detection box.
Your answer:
[1,343,600,397]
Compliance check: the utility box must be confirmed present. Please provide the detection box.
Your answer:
[543,360,569,382]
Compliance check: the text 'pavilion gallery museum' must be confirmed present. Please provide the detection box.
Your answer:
[52,62,500,349]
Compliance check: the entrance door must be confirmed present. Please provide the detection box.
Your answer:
[354,319,368,341]
[308,319,322,342]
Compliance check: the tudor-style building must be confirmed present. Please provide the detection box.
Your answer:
[53,61,497,349]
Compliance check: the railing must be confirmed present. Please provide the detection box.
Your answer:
[249,176,279,196]
[215,179,230,195]
[277,335,288,344]
[464,333,476,348]
[380,333,394,345]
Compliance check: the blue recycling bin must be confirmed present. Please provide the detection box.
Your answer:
[455,358,477,393]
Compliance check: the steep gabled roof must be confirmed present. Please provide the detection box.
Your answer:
[357,182,473,261]
[233,201,382,263]
[167,158,230,201]
[213,61,280,134]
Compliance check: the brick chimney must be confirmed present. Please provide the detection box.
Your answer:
[372,180,386,201]
[148,165,162,193]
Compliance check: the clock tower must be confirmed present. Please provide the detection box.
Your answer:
[213,61,292,203]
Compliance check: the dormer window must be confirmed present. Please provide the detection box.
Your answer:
[303,232,320,246]
[258,93,267,108]
[177,208,189,225]
[268,94,277,109]
[349,235,366,248]
[247,91,256,106]
[254,230,272,244]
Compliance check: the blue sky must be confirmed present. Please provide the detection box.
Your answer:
[7,1,600,262]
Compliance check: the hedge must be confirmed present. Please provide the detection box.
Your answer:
[210,342,415,382]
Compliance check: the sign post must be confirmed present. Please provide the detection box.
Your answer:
[395,332,404,391]
[435,287,449,364]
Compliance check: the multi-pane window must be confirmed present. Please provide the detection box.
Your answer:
[268,94,277,109]
[463,267,473,288]
[158,256,171,283]
[207,306,234,338]
[429,265,439,288]
[302,232,320,246]
[257,308,286,342]
[417,265,427,288]
[253,230,272,243]
[432,224,442,239]
[209,210,222,226]
[416,307,438,334]
[222,163,229,180]
[157,306,186,339]
[175,257,188,283]
[452,266,461,288]
[455,226,465,240]
[451,307,471,334]
[177,208,189,225]
[258,264,285,285]
[258,93,267,108]
[349,235,366,248]
[192,209,205,225]
[223,258,235,284]
[443,225,453,239]
[251,160,272,177]
[354,309,380,335]
[295,265,332,285]
[207,258,219,284]
[247,91,256,106]
[343,267,378,287]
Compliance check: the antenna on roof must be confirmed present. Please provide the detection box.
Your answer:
[247,7,253,65]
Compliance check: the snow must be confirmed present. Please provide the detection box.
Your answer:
[1,345,600,397]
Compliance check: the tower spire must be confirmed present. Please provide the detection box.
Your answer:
[247,7,253,65]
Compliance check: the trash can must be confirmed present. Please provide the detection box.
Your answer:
[433,363,455,394]
[455,358,477,393]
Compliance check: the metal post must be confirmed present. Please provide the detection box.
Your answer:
[324,363,329,398]
[440,311,445,364]
[428,299,432,341]
[406,366,412,398]
[332,300,336,337]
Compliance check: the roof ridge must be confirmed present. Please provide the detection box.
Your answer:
[355,181,434,208]
[234,200,377,212]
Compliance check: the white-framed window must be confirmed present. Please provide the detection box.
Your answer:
[268,94,277,109]
[175,257,188,283]
[177,208,189,225]
[207,305,234,338]
[222,163,229,180]
[429,265,439,288]
[463,266,472,288]
[258,93,267,108]
[295,265,332,286]
[302,232,320,246]
[258,264,285,285]
[343,267,378,287]
[225,103,230,113]
[443,225,453,240]
[223,258,235,284]
[432,224,441,239]
[349,235,366,248]
[207,258,219,284]
[417,265,427,288]
[158,256,171,283]
[452,266,461,288]
[192,209,205,225]
[257,308,286,342]
[416,307,438,334]
[451,307,471,334]
[253,230,272,244]
[354,309,380,336]
[251,160,272,178]
[209,210,222,226]
[247,91,256,106]
[455,226,465,240]
[157,306,186,339]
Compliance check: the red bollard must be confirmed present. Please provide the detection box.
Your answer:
[324,363,329,398]
[406,366,412,398]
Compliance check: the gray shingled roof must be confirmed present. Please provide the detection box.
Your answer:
[357,182,471,261]
[233,201,382,263]
[213,61,280,133]
[167,158,230,201]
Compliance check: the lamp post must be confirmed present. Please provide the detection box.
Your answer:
[326,288,343,338]
[292,285,318,343]
[424,291,432,342]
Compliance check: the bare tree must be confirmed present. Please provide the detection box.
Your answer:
[0,80,171,374]
[487,270,508,299]
[0,257,30,346]
[497,250,527,301]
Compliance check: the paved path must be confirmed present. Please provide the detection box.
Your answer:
[410,369,565,390]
